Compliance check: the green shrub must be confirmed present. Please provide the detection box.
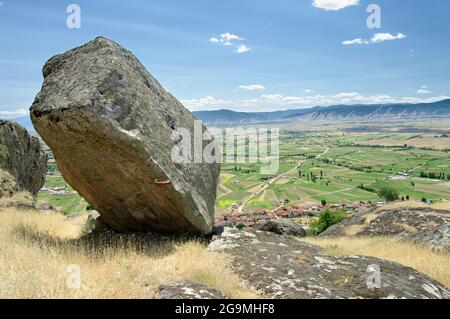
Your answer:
[307,209,347,236]
[377,186,399,202]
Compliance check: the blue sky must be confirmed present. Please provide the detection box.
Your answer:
[0,0,449,116]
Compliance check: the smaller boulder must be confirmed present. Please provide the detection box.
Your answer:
[257,218,307,237]
[158,282,227,299]
[35,201,56,211]
[82,211,110,234]
[0,120,47,195]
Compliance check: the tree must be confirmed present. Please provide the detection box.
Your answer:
[321,199,327,207]
[378,186,400,202]
[308,209,347,236]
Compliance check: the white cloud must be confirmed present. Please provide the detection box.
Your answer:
[181,96,230,111]
[220,32,243,42]
[417,85,431,94]
[313,0,359,11]
[371,32,406,43]
[235,44,251,54]
[255,92,447,108]
[343,33,406,46]
[0,108,28,117]
[210,32,250,53]
[342,38,369,45]
[239,84,265,91]
[181,90,450,112]
[302,89,314,93]
[333,92,359,98]
[210,33,244,46]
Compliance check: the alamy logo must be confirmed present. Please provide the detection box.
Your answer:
[66,4,81,29]
[171,120,280,174]
[367,4,382,29]
[66,264,81,289]
[366,264,381,289]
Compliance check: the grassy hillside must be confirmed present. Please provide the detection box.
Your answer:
[0,209,258,298]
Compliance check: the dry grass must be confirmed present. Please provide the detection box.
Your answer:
[344,224,365,236]
[0,208,259,299]
[431,200,450,212]
[303,237,450,288]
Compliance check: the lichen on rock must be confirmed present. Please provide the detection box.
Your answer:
[30,37,220,234]
[0,120,47,196]
[208,228,450,299]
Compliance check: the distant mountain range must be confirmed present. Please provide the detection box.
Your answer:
[6,99,450,130]
[193,99,450,125]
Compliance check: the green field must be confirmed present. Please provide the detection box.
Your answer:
[37,175,88,215]
[215,119,450,214]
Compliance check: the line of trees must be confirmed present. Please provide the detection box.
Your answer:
[419,171,450,180]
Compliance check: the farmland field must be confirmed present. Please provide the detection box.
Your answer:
[215,118,450,215]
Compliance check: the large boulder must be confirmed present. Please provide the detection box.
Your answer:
[0,120,47,195]
[208,228,450,299]
[30,37,220,234]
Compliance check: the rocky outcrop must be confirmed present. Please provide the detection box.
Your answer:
[158,282,227,299]
[0,170,18,198]
[320,207,450,252]
[0,190,55,211]
[0,120,47,195]
[208,228,449,299]
[256,219,307,237]
[30,37,220,234]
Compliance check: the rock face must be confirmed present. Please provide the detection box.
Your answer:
[0,120,47,195]
[320,207,450,252]
[208,228,450,299]
[256,219,307,237]
[158,282,227,299]
[30,37,220,234]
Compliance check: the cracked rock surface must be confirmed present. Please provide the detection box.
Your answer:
[30,37,219,234]
[208,228,450,299]
[158,282,227,299]
[0,120,47,196]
